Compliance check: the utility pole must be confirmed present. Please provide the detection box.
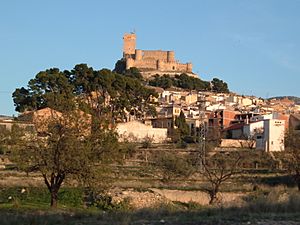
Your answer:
[198,92,207,171]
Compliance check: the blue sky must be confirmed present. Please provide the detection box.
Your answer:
[1,0,300,116]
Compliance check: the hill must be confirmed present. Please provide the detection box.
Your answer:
[269,96,300,104]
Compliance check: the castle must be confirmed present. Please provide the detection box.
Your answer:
[123,33,197,78]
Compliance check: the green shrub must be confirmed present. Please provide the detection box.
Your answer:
[141,136,153,149]
[182,136,195,144]
[176,140,187,149]
[154,152,193,181]
[0,146,5,155]
[58,188,83,207]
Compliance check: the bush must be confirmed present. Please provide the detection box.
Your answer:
[182,135,195,144]
[176,140,187,149]
[246,188,300,213]
[173,201,203,210]
[141,136,153,149]
[0,146,5,155]
[87,191,132,211]
[154,152,193,181]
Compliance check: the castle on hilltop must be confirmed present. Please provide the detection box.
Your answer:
[122,33,197,78]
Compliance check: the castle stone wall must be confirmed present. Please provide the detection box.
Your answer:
[126,58,192,73]
[142,50,168,61]
[138,50,175,62]
[122,33,193,77]
[129,59,157,70]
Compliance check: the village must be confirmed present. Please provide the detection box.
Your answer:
[1,88,299,152]
[0,32,300,225]
[1,33,300,155]
[1,1,300,224]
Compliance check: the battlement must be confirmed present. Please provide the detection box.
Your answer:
[122,33,193,77]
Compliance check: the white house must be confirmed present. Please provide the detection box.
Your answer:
[243,121,264,138]
[116,121,168,143]
[256,119,285,152]
[225,118,285,152]
[206,104,226,112]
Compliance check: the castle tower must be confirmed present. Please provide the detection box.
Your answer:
[123,33,136,58]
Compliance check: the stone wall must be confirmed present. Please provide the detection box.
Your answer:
[220,139,256,148]
[140,50,175,62]
[126,58,192,73]
[127,59,157,70]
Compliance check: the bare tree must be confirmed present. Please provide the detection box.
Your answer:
[13,111,119,208]
[285,129,300,191]
[239,128,263,149]
[200,152,241,204]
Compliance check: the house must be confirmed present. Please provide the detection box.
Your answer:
[224,121,264,140]
[206,104,226,112]
[147,86,164,103]
[180,91,198,105]
[0,116,34,132]
[18,107,62,125]
[256,119,285,152]
[226,95,257,107]
[208,109,237,129]
[225,118,285,152]
[185,118,202,136]
[147,116,174,137]
[116,120,168,143]
[17,107,91,134]
[156,104,181,117]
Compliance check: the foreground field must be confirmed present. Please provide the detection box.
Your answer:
[1,207,300,225]
[0,147,299,224]
[1,186,300,225]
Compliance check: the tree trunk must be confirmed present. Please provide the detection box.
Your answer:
[209,191,216,204]
[43,173,65,208]
[209,185,219,205]
[51,189,58,208]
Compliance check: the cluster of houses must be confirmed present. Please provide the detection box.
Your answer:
[117,87,300,152]
[1,88,300,153]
